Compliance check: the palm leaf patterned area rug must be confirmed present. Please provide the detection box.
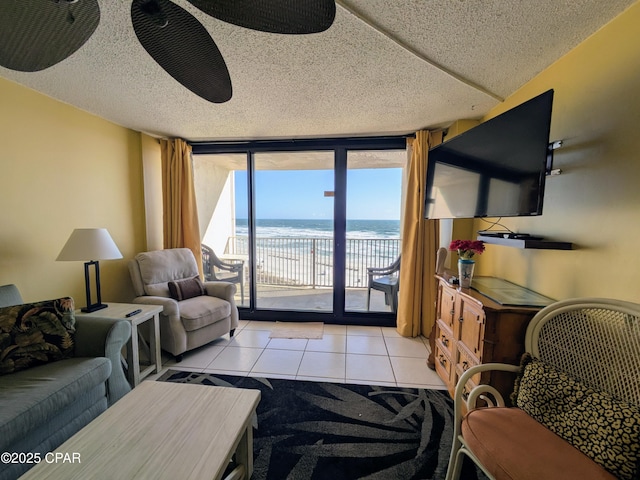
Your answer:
[157,370,485,480]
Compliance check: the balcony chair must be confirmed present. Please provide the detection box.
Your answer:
[366,255,401,313]
[446,298,640,480]
[128,248,238,361]
[201,244,245,304]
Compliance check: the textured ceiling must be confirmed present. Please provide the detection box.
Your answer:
[0,0,635,142]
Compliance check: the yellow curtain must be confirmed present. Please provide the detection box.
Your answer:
[396,129,443,337]
[160,138,203,277]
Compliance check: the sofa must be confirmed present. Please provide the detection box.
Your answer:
[128,248,238,361]
[0,284,131,480]
[446,298,640,480]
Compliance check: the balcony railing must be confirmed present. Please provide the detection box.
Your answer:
[226,236,400,288]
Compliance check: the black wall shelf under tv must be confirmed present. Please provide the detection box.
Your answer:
[477,235,573,250]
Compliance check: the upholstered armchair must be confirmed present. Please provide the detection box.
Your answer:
[128,248,238,361]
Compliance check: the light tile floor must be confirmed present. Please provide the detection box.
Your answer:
[149,320,447,389]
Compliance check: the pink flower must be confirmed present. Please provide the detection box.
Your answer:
[449,239,485,259]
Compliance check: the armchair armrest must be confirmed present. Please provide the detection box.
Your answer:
[74,317,132,405]
[453,363,520,422]
[204,282,239,331]
[204,281,236,302]
[131,296,179,318]
[367,265,397,276]
[217,258,244,273]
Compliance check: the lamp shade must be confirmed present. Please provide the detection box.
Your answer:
[57,228,123,261]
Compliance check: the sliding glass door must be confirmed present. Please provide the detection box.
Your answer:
[345,150,405,313]
[194,153,249,308]
[192,137,406,325]
[253,151,335,311]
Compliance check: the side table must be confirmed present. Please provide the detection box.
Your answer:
[76,302,163,387]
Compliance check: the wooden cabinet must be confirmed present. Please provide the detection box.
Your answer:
[434,276,540,403]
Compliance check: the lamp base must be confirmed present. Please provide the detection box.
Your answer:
[81,303,108,313]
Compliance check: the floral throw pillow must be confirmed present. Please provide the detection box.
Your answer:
[0,297,76,375]
[512,353,640,480]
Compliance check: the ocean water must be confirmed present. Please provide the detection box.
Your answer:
[235,218,400,239]
[232,219,401,287]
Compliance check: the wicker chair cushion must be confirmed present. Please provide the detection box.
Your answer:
[462,407,616,480]
[0,298,76,375]
[513,353,640,480]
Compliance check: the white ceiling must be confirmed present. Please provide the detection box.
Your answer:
[1,0,635,142]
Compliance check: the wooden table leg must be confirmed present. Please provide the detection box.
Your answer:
[234,425,253,480]
[127,322,141,387]
[150,313,162,374]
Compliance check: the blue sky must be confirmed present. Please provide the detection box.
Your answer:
[235,168,402,220]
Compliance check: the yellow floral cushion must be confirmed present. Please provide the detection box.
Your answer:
[0,298,76,375]
[512,353,640,480]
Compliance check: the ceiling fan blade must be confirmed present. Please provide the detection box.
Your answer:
[0,0,99,72]
[131,0,232,103]
[187,0,336,34]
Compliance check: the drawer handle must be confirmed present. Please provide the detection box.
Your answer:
[449,309,455,316]
[459,316,464,323]
[462,361,469,371]
[462,386,469,401]
[441,335,449,347]
[438,355,447,368]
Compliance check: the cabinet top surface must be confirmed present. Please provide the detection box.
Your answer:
[437,275,543,313]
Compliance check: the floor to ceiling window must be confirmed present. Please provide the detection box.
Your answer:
[253,151,335,311]
[345,151,405,313]
[192,137,407,326]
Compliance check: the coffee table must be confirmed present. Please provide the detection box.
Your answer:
[20,381,261,480]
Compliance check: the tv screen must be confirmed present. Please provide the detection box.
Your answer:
[425,89,554,219]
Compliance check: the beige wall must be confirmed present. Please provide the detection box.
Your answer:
[472,2,640,303]
[141,133,163,252]
[0,77,147,304]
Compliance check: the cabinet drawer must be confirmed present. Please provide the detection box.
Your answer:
[456,346,480,386]
[434,344,453,385]
[435,320,455,358]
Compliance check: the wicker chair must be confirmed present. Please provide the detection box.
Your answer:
[445,298,640,480]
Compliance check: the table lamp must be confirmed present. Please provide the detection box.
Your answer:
[57,228,123,312]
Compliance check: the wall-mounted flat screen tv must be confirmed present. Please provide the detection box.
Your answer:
[425,89,554,219]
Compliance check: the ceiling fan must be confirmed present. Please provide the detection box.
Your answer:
[0,0,336,103]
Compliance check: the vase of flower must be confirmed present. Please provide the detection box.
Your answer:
[457,258,475,288]
[449,239,485,288]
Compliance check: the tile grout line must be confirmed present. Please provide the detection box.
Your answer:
[380,333,399,386]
